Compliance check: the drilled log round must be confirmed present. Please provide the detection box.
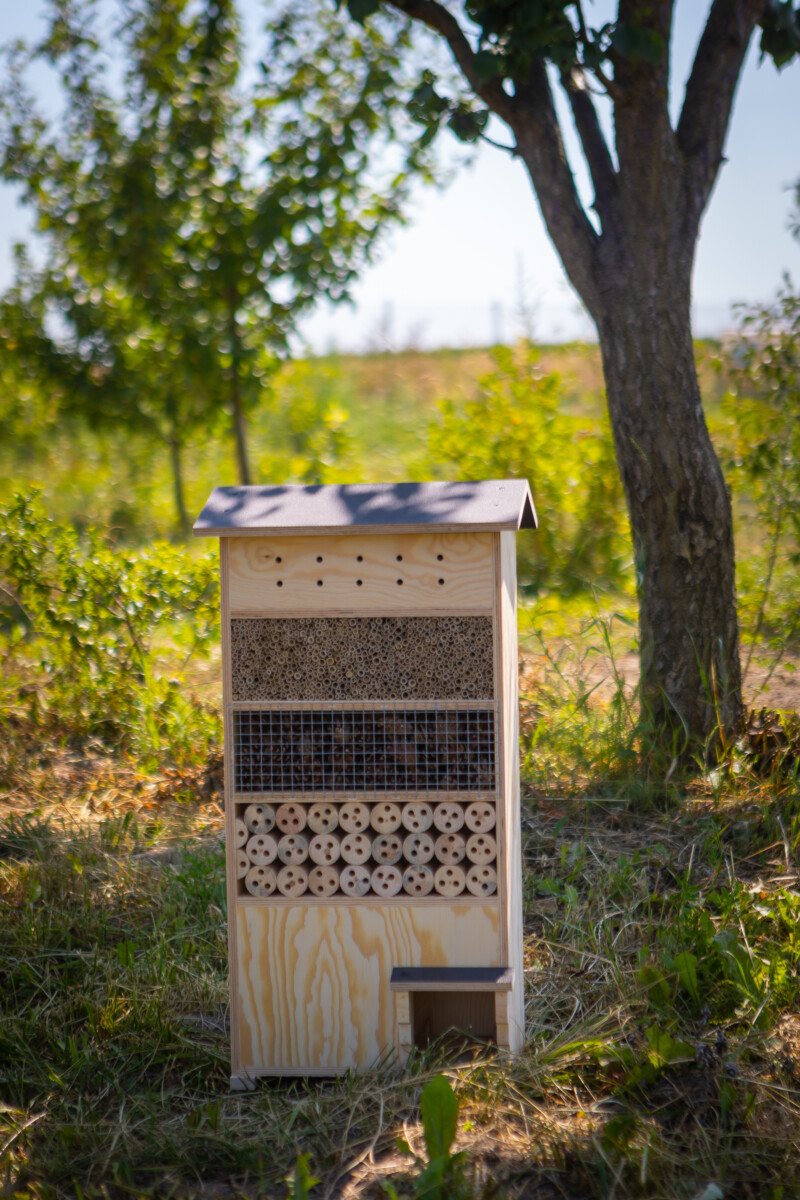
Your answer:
[401,802,433,833]
[464,801,496,833]
[234,818,248,848]
[243,802,276,834]
[340,832,372,865]
[339,802,370,833]
[433,802,465,833]
[277,864,308,897]
[434,831,466,865]
[402,831,435,865]
[275,802,308,834]
[372,832,403,865]
[371,864,403,897]
[307,802,339,834]
[308,832,341,866]
[434,863,466,897]
[244,864,277,897]
[277,833,309,865]
[247,833,278,866]
[339,863,371,897]
[236,848,250,879]
[307,864,340,898]
[466,832,496,865]
[402,863,435,896]
[370,802,402,834]
[466,864,497,897]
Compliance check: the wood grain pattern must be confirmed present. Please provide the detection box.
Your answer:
[235,902,500,1073]
[227,532,494,615]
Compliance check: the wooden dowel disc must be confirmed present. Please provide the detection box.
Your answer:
[277,864,308,897]
[307,803,339,834]
[243,803,276,834]
[434,832,466,865]
[247,833,278,865]
[234,818,248,848]
[466,864,497,897]
[372,832,403,865]
[307,864,340,897]
[466,833,497,865]
[339,863,371,897]
[370,802,402,833]
[340,832,372,864]
[371,864,403,897]
[402,832,435,865]
[277,833,309,865]
[464,801,496,833]
[244,864,277,897]
[401,802,433,833]
[276,802,308,834]
[236,848,250,879]
[309,832,341,866]
[434,863,466,897]
[402,864,434,897]
[339,802,370,833]
[433,802,465,833]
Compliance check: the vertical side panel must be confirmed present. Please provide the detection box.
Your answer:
[499,530,525,1051]
[219,539,241,1077]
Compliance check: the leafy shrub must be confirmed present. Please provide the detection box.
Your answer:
[0,493,219,763]
[427,341,631,595]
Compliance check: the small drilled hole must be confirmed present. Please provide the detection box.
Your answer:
[317,580,323,586]
[276,580,283,587]
[397,579,403,585]
[437,554,443,561]
[316,555,323,563]
[396,555,403,562]
[438,578,444,585]
[357,555,363,562]
[356,579,363,586]
[276,556,282,563]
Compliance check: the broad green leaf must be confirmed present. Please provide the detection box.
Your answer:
[419,1075,458,1160]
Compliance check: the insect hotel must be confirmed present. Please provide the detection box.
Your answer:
[193,480,536,1085]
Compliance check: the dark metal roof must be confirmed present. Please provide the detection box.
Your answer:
[193,480,537,537]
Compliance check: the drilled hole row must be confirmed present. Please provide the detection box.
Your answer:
[274,578,446,587]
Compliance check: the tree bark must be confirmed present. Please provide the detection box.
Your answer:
[229,294,252,486]
[168,426,191,539]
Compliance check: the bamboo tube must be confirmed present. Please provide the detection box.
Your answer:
[307,802,339,834]
[340,832,372,865]
[371,864,403,897]
[433,802,465,833]
[434,832,466,864]
[402,864,434,897]
[308,832,341,866]
[369,802,402,833]
[243,802,276,834]
[372,832,403,865]
[465,833,497,865]
[402,832,435,865]
[464,801,496,833]
[307,864,339,898]
[339,802,370,833]
[244,864,277,897]
[277,833,309,865]
[339,863,371,897]
[247,833,278,865]
[277,864,308,898]
[275,802,308,834]
[234,818,248,848]
[236,848,250,879]
[466,864,497,897]
[401,802,433,833]
[434,863,466,897]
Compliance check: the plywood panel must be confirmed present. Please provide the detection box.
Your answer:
[228,532,494,616]
[235,901,500,1072]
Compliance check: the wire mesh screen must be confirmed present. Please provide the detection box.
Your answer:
[232,705,497,795]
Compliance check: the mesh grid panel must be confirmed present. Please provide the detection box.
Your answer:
[232,705,497,795]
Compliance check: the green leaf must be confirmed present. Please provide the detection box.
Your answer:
[420,1075,458,1161]
[644,1024,695,1068]
[672,950,700,1004]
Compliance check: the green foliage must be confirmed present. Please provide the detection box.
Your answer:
[0,493,219,761]
[286,1153,320,1198]
[385,1075,476,1200]
[427,342,631,595]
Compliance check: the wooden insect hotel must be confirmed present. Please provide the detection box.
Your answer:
[193,480,536,1085]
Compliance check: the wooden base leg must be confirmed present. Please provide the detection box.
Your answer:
[396,991,413,1063]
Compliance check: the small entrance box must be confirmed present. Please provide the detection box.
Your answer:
[193,480,536,1085]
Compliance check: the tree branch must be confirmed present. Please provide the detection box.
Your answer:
[386,0,517,125]
[560,70,617,225]
[677,0,768,227]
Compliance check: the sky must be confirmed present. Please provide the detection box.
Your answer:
[0,1,798,352]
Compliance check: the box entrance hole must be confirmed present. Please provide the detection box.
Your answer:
[410,991,496,1047]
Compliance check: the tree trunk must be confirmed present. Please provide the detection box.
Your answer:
[169,427,191,539]
[595,272,742,752]
[229,294,252,485]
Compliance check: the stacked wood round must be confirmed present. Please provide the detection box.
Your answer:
[237,799,497,897]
